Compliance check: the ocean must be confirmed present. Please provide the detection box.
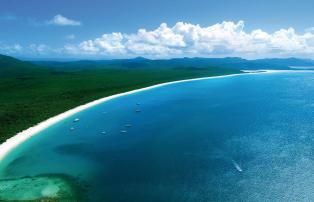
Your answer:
[1,71,314,201]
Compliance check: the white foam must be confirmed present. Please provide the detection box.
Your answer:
[0,70,299,162]
[232,160,243,172]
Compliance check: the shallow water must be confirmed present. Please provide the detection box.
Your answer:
[0,174,81,201]
[1,72,314,201]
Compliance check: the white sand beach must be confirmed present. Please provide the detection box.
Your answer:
[0,70,289,162]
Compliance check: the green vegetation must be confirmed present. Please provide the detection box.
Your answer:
[0,54,48,78]
[0,54,241,143]
[33,56,304,71]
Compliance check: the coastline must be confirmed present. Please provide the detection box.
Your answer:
[0,70,287,162]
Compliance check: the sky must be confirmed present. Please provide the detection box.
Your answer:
[1,0,314,59]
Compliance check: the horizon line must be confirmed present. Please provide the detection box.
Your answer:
[3,54,313,62]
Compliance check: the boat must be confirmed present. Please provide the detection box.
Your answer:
[125,124,132,128]
[120,130,127,133]
[232,160,243,172]
[73,118,80,122]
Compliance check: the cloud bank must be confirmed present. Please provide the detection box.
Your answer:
[0,43,55,56]
[64,21,314,58]
[2,21,314,58]
[48,14,81,26]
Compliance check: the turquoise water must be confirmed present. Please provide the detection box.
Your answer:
[2,72,314,201]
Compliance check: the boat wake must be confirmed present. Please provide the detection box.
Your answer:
[232,159,243,172]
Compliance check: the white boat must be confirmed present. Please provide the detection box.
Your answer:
[135,109,141,112]
[120,130,127,133]
[73,118,80,122]
[101,131,107,135]
[232,160,243,172]
[125,124,132,128]
[70,127,75,131]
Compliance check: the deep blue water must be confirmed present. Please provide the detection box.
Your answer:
[2,72,314,201]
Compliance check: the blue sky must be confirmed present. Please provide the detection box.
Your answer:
[1,0,314,59]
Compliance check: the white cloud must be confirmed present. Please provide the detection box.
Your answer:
[28,44,51,55]
[305,27,314,33]
[0,43,22,54]
[66,34,76,40]
[48,14,81,26]
[65,32,126,55]
[3,21,314,58]
[64,21,314,58]
[0,43,56,56]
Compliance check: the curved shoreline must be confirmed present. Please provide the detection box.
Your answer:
[0,70,289,162]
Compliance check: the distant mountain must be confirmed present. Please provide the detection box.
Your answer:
[5,54,314,73]
[0,54,48,78]
[31,56,314,71]
[253,58,314,67]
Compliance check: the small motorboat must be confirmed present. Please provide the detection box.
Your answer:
[73,118,80,122]
[120,130,127,133]
[125,124,132,128]
[232,160,243,172]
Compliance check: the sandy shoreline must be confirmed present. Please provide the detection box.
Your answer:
[0,70,289,162]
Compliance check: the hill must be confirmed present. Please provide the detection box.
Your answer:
[0,54,48,78]
[31,57,314,71]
